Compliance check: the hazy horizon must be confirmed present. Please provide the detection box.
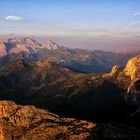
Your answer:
[0,0,140,51]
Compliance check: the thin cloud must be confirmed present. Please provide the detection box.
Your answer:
[0,16,5,21]
[124,22,140,28]
[5,16,23,21]
[133,11,140,16]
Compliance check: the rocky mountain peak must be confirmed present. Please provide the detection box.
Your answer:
[124,57,140,82]
[110,65,120,75]
[0,42,7,57]
[7,37,40,45]
[103,65,120,78]
[0,59,28,76]
[35,60,58,68]
[43,40,60,50]
[7,37,42,53]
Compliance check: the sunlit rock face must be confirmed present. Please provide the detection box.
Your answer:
[100,57,140,107]
[120,57,140,107]
[0,42,7,57]
[7,37,42,53]
[103,65,120,78]
[0,100,95,140]
[0,101,140,140]
[102,56,140,87]
[43,40,60,50]
[125,57,140,82]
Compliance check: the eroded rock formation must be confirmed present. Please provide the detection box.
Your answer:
[125,57,140,82]
[0,101,95,140]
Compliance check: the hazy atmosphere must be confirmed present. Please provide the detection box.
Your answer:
[0,0,140,50]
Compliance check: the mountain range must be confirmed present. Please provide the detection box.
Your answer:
[0,37,140,139]
[0,37,140,72]
[0,56,140,123]
[0,56,140,139]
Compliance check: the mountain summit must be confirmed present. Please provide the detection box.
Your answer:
[7,37,42,53]
[43,40,60,50]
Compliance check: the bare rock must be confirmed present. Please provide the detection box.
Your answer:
[125,57,140,82]
[0,42,7,57]
[102,65,120,78]
[0,100,95,140]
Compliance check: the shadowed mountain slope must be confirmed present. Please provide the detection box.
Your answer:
[0,56,139,125]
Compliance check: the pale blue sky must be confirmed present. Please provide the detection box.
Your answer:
[0,0,140,50]
[0,0,140,36]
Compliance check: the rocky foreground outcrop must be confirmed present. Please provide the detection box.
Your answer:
[0,101,140,140]
[0,100,95,140]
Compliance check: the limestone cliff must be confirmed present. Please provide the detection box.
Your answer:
[102,56,140,89]
[124,57,140,82]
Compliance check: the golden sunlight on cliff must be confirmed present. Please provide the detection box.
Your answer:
[125,57,140,82]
